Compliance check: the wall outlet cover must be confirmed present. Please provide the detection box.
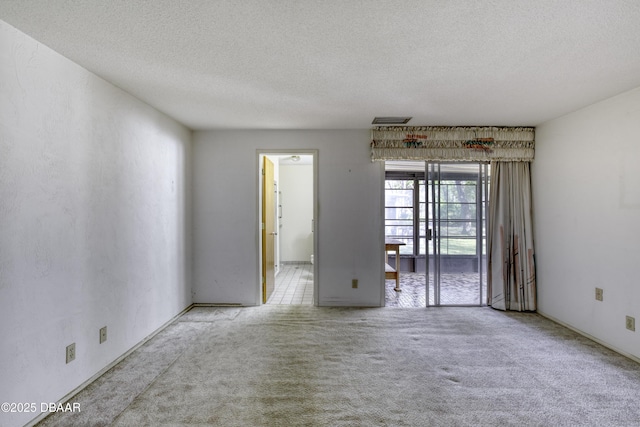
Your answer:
[595,287,603,301]
[626,316,635,332]
[66,343,76,364]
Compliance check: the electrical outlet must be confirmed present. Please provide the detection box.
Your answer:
[595,287,603,301]
[352,279,358,289]
[66,343,76,364]
[626,316,635,332]
[99,326,107,344]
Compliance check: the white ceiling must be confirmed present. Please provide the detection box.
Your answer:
[2,1,640,130]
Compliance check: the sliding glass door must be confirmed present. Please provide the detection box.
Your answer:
[384,161,488,307]
[426,163,489,306]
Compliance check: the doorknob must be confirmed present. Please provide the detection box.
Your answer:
[270,232,278,236]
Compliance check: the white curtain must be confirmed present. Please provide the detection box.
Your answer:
[487,162,537,311]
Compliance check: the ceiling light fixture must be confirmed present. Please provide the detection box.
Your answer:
[372,116,412,125]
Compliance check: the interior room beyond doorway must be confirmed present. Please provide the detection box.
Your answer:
[260,153,315,305]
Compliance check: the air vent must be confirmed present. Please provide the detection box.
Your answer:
[372,116,412,125]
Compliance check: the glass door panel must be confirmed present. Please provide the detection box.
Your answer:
[384,180,415,255]
[426,163,488,306]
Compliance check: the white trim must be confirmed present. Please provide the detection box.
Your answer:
[379,160,387,307]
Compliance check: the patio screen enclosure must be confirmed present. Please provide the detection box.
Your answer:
[385,162,489,306]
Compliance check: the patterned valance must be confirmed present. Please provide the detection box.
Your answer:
[371,126,535,162]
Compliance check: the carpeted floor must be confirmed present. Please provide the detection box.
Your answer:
[37,306,640,426]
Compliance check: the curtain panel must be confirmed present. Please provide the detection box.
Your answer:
[371,126,534,162]
[487,161,537,311]
[371,126,537,311]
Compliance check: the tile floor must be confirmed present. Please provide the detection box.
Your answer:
[386,272,488,307]
[267,262,314,305]
[267,264,486,308]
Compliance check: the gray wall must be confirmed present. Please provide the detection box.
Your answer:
[533,86,640,360]
[0,21,192,427]
[192,130,384,306]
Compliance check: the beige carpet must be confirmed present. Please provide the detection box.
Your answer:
[38,306,640,426]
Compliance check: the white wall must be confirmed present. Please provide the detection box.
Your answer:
[279,163,313,262]
[0,21,192,427]
[533,86,640,360]
[193,130,383,306]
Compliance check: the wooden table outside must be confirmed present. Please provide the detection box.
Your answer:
[385,239,406,292]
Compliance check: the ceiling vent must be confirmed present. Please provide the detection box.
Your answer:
[372,116,412,125]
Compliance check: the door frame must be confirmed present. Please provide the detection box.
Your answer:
[426,161,489,307]
[381,160,488,307]
[262,156,276,303]
[257,149,319,306]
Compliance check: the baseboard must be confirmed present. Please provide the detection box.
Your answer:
[25,304,195,427]
[538,310,640,365]
[191,302,244,307]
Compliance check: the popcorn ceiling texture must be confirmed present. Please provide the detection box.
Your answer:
[1,1,640,129]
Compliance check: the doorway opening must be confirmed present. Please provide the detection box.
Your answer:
[258,151,317,305]
[384,161,489,307]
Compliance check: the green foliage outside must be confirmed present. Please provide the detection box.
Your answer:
[385,178,484,256]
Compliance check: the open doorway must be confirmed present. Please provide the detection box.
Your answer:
[258,151,317,305]
[383,161,489,307]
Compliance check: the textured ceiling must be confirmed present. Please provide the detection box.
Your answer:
[1,0,640,130]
